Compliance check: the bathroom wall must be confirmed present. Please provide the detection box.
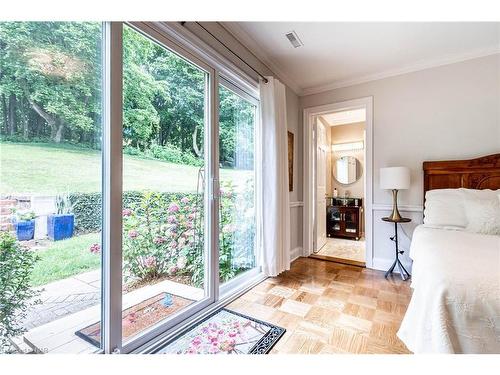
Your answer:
[330,122,366,199]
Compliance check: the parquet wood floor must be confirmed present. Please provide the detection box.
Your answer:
[227,257,413,354]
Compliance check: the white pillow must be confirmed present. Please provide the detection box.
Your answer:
[464,198,500,235]
[424,189,468,228]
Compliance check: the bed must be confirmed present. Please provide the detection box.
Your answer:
[397,154,500,354]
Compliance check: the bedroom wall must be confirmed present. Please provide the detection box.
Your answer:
[300,53,500,271]
[177,22,304,260]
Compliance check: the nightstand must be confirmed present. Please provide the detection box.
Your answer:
[382,217,411,280]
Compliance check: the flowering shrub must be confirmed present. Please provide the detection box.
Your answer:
[122,192,200,283]
[122,178,255,287]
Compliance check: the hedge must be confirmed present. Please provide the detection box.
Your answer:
[69,191,199,233]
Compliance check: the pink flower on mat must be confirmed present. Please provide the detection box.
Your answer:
[181,197,190,204]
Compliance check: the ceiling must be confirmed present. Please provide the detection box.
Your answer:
[223,22,500,96]
[320,108,366,127]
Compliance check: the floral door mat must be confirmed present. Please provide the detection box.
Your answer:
[75,292,193,347]
[154,309,285,354]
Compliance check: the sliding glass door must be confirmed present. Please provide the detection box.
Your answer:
[0,21,260,354]
[118,23,216,350]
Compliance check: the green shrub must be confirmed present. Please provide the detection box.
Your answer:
[69,191,194,233]
[0,232,40,353]
[124,143,203,167]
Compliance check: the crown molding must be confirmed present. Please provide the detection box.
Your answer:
[222,22,303,96]
[301,46,500,96]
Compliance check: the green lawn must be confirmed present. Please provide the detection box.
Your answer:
[30,232,101,287]
[0,142,249,194]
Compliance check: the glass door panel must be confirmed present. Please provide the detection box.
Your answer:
[218,81,258,284]
[344,209,358,234]
[120,24,210,345]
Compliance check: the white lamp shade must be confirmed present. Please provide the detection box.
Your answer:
[380,167,410,190]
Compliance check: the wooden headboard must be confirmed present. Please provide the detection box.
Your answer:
[423,153,500,197]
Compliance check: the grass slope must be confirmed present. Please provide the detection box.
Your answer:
[0,142,247,194]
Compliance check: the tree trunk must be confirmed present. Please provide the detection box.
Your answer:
[29,100,61,142]
[8,94,16,136]
[20,98,29,139]
[192,125,202,157]
[54,120,64,143]
[1,95,7,134]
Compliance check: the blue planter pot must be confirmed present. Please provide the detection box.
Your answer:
[15,219,35,241]
[47,214,75,241]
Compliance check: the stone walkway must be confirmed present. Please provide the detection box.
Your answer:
[23,270,101,330]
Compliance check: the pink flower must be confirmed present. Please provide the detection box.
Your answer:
[188,213,195,220]
[167,215,177,224]
[153,236,166,245]
[168,203,179,213]
[181,197,190,204]
[171,241,178,248]
[122,208,132,217]
[168,265,179,275]
[143,256,156,268]
[128,229,138,239]
[89,243,101,254]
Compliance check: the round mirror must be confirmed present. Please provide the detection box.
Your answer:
[334,156,362,185]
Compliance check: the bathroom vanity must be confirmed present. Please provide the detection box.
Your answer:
[326,197,363,240]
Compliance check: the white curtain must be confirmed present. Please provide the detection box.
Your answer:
[258,77,291,277]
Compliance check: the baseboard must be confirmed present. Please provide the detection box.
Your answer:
[291,246,303,261]
[372,257,412,274]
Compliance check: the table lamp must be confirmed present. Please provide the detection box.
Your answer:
[380,167,410,221]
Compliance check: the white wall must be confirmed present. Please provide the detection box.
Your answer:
[300,54,500,270]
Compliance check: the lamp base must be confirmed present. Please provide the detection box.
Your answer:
[388,189,402,221]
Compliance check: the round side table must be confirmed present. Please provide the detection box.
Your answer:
[382,217,411,280]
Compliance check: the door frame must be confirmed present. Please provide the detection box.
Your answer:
[303,97,373,268]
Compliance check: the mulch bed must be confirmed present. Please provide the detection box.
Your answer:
[75,292,193,347]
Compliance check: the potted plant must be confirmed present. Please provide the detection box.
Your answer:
[47,194,74,241]
[12,210,36,241]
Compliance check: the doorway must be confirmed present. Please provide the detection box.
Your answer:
[303,97,373,268]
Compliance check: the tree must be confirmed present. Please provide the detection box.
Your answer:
[0,22,256,166]
[0,22,102,143]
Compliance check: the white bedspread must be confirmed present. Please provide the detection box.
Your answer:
[397,225,500,353]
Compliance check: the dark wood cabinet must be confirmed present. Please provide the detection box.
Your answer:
[326,198,362,240]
